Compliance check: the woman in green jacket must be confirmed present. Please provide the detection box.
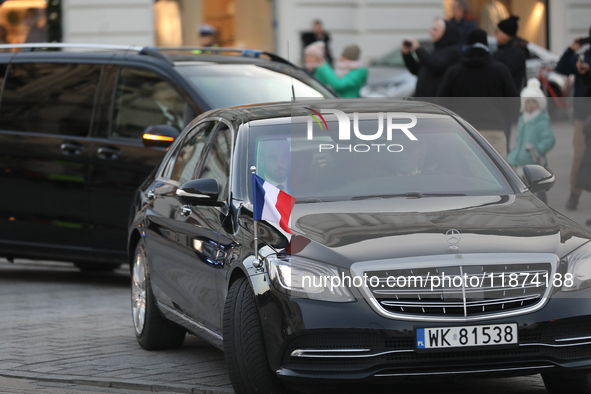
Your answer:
[304,43,368,98]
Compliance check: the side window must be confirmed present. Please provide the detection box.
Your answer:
[0,63,100,136]
[200,124,232,200]
[111,67,190,139]
[170,121,217,184]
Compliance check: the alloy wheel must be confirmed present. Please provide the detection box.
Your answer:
[131,251,147,335]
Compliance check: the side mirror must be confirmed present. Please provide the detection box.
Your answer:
[523,165,555,193]
[142,125,180,148]
[176,178,219,206]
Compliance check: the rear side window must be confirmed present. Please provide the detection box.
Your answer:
[111,67,190,140]
[0,63,100,136]
[170,121,217,184]
[200,123,232,200]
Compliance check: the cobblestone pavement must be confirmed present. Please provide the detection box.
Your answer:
[0,260,232,394]
[1,121,589,393]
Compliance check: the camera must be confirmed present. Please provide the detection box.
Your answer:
[403,40,412,48]
[579,37,591,45]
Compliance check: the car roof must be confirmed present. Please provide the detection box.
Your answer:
[200,99,453,125]
[0,44,299,69]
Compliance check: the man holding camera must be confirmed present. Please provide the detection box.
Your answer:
[402,17,461,98]
[555,27,591,211]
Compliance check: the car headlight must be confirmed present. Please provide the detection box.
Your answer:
[266,254,355,302]
[562,242,591,291]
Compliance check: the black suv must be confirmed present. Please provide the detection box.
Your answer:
[0,43,333,270]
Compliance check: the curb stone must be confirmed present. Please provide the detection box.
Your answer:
[0,372,235,394]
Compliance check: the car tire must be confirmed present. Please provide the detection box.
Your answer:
[131,242,186,350]
[74,262,121,272]
[542,372,591,394]
[223,277,285,394]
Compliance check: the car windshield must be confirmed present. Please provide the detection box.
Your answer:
[249,114,513,202]
[176,64,334,108]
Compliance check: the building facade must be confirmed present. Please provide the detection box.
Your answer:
[0,0,589,63]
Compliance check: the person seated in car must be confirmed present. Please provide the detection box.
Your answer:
[257,139,291,193]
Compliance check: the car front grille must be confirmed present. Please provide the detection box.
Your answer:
[351,254,557,321]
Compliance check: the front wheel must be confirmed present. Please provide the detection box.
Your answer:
[223,277,285,394]
[542,371,591,394]
[131,242,186,350]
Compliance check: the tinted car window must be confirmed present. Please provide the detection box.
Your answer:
[112,67,189,139]
[0,63,6,91]
[170,121,217,184]
[0,63,100,136]
[176,64,333,108]
[200,123,232,200]
[250,115,512,201]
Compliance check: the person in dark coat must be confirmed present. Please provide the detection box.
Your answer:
[449,0,477,46]
[402,17,461,98]
[555,25,591,211]
[493,16,529,153]
[493,16,529,91]
[437,28,520,159]
[301,20,333,66]
[574,57,591,224]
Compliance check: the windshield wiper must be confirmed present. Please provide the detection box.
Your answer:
[351,192,467,201]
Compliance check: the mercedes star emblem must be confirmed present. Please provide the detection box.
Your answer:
[445,229,461,245]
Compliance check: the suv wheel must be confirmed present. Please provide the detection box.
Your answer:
[542,372,591,394]
[132,242,186,350]
[223,277,285,394]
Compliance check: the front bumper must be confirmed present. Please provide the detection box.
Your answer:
[255,283,591,382]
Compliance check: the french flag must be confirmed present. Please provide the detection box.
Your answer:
[252,173,296,234]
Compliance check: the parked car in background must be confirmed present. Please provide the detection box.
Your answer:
[0,43,334,271]
[361,38,571,108]
[129,98,591,394]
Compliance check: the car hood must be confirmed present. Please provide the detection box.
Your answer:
[278,193,590,268]
[365,66,413,87]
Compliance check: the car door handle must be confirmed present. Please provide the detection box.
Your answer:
[60,142,83,155]
[97,147,120,160]
[180,205,192,217]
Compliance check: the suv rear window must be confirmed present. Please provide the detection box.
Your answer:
[176,64,333,108]
[0,63,100,137]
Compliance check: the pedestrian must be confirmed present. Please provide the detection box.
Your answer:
[198,24,218,48]
[507,78,555,203]
[402,17,461,98]
[494,16,529,91]
[311,44,368,98]
[437,28,519,159]
[24,8,46,43]
[448,0,477,46]
[555,25,591,211]
[573,56,591,224]
[493,16,529,152]
[301,20,333,66]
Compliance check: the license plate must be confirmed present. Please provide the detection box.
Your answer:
[416,323,518,349]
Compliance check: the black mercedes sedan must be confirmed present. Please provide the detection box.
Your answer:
[128,99,591,394]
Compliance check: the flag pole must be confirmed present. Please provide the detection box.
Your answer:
[250,166,262,269]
